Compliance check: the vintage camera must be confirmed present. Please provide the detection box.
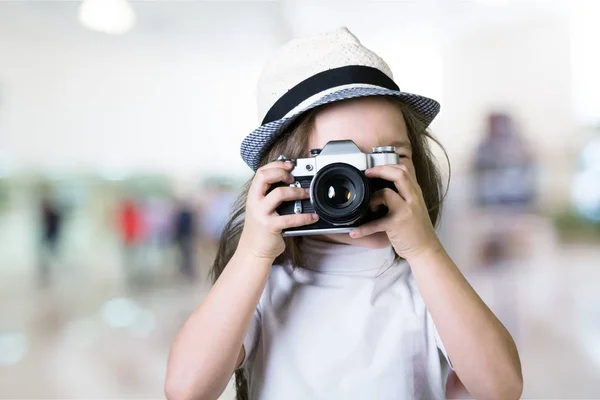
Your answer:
[270,140,400,236]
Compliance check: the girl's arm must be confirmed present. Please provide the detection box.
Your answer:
[352,164,523,400]
[165,161,317,400]
[408,247,522,399]
[165,251,272,400]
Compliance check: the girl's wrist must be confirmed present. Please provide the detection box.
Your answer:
[404,242,447,267]
[232,246,276,268]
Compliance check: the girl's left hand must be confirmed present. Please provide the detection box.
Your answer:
[349,163,443,261]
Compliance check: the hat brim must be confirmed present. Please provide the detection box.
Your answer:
[240,87,440,171]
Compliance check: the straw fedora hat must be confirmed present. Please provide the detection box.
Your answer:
[240,27,440,171]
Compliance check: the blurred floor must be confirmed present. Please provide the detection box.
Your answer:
[1,209,600,399]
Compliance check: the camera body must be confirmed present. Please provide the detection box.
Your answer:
[271,140,400,237]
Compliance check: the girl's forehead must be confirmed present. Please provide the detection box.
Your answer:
[308,98,409,151]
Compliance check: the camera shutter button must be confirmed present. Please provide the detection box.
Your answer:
[273,155,296,166]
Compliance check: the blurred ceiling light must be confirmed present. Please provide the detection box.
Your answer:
[78,0,136,35]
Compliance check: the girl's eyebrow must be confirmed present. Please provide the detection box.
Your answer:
[390,139,412,150]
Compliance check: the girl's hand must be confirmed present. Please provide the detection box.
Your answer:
[349,162,443,261]
[237,161,319,261]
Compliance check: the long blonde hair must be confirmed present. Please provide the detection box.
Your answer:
[210,97,449,399]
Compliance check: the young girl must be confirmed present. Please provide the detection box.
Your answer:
[165,27,522,400]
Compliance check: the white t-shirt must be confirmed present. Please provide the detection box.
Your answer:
[241,238,452,400]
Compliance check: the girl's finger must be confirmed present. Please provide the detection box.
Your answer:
[250,166,294,198]
[268,213,319,232]
[262,160,295,171]
[396,158,418,184]
[350,216,391,239]
[263,186,309,213]
[369,187,404,212]
[366,165,417,203]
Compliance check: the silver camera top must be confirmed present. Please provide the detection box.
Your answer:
[287,140,400,176]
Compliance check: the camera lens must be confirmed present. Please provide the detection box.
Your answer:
[326,179,354,207]
[311,163,370,225]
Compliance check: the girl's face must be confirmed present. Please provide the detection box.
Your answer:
[307,97,415,249]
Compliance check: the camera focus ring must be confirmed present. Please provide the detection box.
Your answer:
[310,163,371,226]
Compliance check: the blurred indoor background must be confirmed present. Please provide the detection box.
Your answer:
[1,0,599,398]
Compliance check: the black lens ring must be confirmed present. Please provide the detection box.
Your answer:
[311,163,371,225]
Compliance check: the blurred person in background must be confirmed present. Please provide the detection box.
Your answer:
[143,195,174,268]
[201,182,236,246]
[472,112,537,268]
[172,198,196,279]
[116,195,146,284]
[445,111,538,397]
[166,27,522,400]
[38,184,64,287]
[473,112,536,209]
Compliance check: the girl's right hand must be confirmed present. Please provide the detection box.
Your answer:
[237,161,319,261]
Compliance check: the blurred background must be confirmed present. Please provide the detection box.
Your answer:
[1,0,599,398]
